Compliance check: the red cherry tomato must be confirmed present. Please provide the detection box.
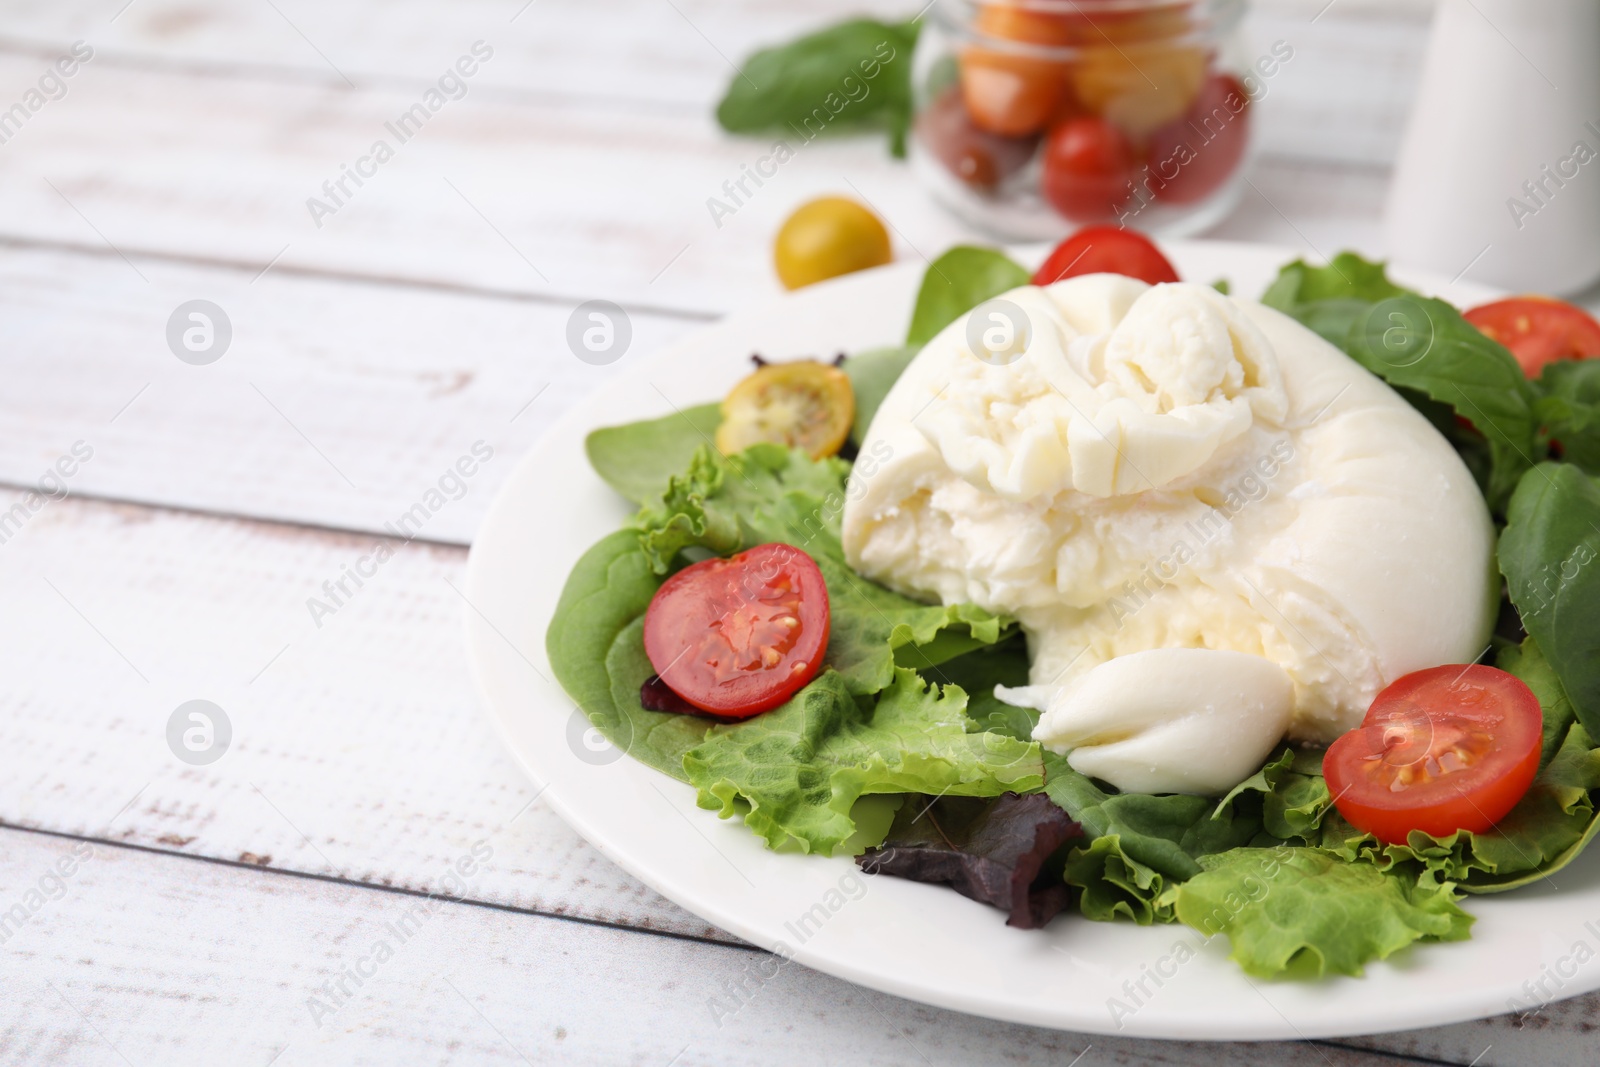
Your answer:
[1040,116,1136,223]
[642,543,829,720]
[1464,296,1600,378]
[1146,73,1251,206]
[1324,665,1542,845]
[1032,225,1180,286]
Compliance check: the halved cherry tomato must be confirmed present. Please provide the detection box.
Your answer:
[1147,73,1251,205]
[715,360,855,459]
[1032,225,1180,286]
[1040,116,1136,222]
[959,5,1074,138]
[1464,296,1600,378]
[773,197,892,291]
[1325,665,1542,845]
[642,543,830,719]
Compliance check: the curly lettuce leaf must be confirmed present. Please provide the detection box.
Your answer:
[635,443,1014,695]
[1170,848,1472,979]
[684,668,1043,855]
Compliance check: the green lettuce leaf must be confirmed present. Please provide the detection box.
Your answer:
[1170,848,1472,979]
[906,246,1031,348]
[1499,463,1600,737]
[715,18,920,157]
[584,403,723,506]
[635,443,1014,695]
[684,667,1043,855]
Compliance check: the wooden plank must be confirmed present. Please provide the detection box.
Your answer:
[0,492,728,943]
[0,828,1485,1066]
[0,0,1432,167]
[0,488,1591,1059]
[0,242,699,543]
[0,41,1393,319]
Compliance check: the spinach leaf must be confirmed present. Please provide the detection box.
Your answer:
[545,530,711,782]
[715,18,920,157]
[585,403,722,506]
[841,344,918,446]
[906,246,1032,348]
[685,668,1043,855]
[1499,463,1600,736]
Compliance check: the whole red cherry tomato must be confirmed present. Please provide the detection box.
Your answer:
[1032,225,1180,286]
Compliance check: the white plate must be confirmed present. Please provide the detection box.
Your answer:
[464,240,1600,1040]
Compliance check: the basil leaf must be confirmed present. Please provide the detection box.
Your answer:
[841,344,918,446]
[1534,359,1600,475]
[1499,462,1600,737]
[715,18,920,158]
[585,403,722,505]
[906,246,1031,348]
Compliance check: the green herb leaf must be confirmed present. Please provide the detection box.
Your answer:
[1171,848,1472,979]
[1534,359,1600,475]
[1261,254,1543,510]
[906,246,1032,348]
[715,18,920,158]
[545,530,711,782]
[585,403,723,505]
[1499,462,1600,737]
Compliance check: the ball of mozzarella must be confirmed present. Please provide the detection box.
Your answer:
[841,276,1497,795]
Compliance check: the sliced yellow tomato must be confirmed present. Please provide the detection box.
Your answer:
[715,361,855,459]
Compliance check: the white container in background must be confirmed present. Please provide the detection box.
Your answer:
[1385,0,1600,295]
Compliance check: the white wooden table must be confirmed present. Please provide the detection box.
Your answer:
[1,1,1593,1064]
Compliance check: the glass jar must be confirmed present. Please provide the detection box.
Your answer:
[910,0,1255,241]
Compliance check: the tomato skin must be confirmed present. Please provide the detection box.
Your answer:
[642,543,830,720]
[773,197,892,291]
[1325,665,1543,845]
[916,86,1038,191]
[1146,73,1251,205]
[1032,224,1180,286]
[1464,296,1600,378]
[959,5,1074,137]
[1040,116,1136,222]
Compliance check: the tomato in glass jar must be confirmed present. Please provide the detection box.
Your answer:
[1146,73,1251,205]
[1040,115,1136,222]
[959,4,1074,137]
[916,86,1039,191]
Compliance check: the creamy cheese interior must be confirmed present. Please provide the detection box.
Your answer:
[841,276,1497,794]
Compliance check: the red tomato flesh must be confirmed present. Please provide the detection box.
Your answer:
[1464,296,1600,378]
[1325,665,1542,845]
[1032,224,1181,286]
[642,543,829,720]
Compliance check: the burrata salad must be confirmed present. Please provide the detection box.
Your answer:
[549,227,1600,979]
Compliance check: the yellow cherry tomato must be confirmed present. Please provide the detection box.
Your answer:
[773,198,892,290]
[1071,42,1207,141]
[715,361,855,459]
